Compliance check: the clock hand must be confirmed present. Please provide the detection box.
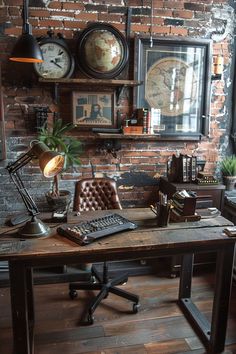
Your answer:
[50,60,62,69]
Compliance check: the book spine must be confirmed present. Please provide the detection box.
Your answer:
[146,110,151,134]
[142,109,148,134]
[191,157,197,182]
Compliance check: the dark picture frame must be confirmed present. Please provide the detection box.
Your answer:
[72,91,116,128]
[134,37,212,139]
[76,22,129,79]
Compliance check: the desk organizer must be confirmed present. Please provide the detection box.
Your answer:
[170,190,199,222]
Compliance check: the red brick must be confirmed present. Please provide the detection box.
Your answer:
[98,14,122,22]
[62,3,84,11]
[154,9,172,17]
[4,28,22,36]
[170,26,188,35]
[8,6,20,16]
[74,13,98,21]
[38,19,63,28]
[0,7,8,17]
[151,25,171,35]
[142,17,164,26]
[163,1,184,9]
[29,9,50,18]
[47,1,62,10]
[50,11,75,19]
[153,0,164,7]
[5,0,22,5]
[63,20,90,30]
[173,10,193,19]
[131,24,152,33]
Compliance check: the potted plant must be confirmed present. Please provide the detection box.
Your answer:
[38,119,82,210]
[220,155,236,191]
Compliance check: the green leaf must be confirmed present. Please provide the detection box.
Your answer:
[37,119,82,194]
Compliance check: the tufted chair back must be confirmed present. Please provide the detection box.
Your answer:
[73,178,122,212]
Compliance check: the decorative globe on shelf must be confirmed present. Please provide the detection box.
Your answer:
[76,23,129,79]
[84,29,123,73]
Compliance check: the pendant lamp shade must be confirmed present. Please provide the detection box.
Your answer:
[10,33,43,63]
[9,0,43,63]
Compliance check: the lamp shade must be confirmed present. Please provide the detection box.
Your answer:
[40,152,65,178]
[30,141,64,177]
[9,33,43,63]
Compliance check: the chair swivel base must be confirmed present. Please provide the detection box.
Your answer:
[69,264,140,325]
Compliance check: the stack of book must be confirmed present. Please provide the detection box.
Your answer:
[167,154,197,183]
[170,190,200,222]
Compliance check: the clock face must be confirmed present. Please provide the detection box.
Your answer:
[145,57,198,117]
[34,42,74,79]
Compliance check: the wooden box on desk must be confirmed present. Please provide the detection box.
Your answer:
[159,177,225,211]
[172,194,196,216]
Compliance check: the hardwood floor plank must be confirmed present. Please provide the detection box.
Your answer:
[0,272,236,354]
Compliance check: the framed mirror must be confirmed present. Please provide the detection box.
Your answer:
[134,37,212,140]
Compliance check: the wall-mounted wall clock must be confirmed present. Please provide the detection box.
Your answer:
[33,32,75,79]
[76,23,129,79]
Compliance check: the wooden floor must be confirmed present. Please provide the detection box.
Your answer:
[1,267,236,354]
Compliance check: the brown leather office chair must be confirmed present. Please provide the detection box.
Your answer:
[70,177,140,324]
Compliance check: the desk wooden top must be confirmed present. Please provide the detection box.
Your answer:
[0,208,234,264]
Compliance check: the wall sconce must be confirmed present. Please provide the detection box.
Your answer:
[9,0,43,63]
[212,54,224,80]
[6,141,64,238]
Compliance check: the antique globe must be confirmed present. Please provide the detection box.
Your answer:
[77,23,129,79]
[84,29,123,73]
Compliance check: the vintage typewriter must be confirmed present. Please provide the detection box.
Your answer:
[196,172,218,185]
[57,213,137,246]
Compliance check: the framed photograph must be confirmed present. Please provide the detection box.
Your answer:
[72,91,116,128]
[134,37,212,139]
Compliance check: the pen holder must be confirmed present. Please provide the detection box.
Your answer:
[156,203,170,227]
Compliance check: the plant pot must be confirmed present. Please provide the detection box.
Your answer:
[45,190,72,211]
[223,176,236,191]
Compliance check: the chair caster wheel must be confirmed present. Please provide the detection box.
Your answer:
[69,289,78,300]
[87,313,94,325]
[133,303,140,314]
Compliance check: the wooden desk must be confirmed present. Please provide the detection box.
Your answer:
[0,208,235,354]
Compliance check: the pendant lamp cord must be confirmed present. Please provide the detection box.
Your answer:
[22,0,30,33]
[149,0,153,48]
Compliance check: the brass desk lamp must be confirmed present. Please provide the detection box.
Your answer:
[6,141,64,238]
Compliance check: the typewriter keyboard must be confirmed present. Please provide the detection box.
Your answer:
[57,213,137,246]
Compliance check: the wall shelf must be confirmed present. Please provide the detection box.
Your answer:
[39,78,142,87]
[39,78,142,103]
[95,133,201,141]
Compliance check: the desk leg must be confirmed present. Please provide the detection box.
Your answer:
[179,253,194,299]
[209,244,234,353]
[9,261,34,354]
[179,246,235,354]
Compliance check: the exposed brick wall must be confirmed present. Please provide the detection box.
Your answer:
[0,0,234,224]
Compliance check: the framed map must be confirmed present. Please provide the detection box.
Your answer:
[134,37,212,139]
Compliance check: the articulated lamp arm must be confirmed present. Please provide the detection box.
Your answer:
[6,150,39,217]
[6,141,65,238]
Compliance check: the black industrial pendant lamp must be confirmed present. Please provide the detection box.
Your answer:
[9,0,43,63]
